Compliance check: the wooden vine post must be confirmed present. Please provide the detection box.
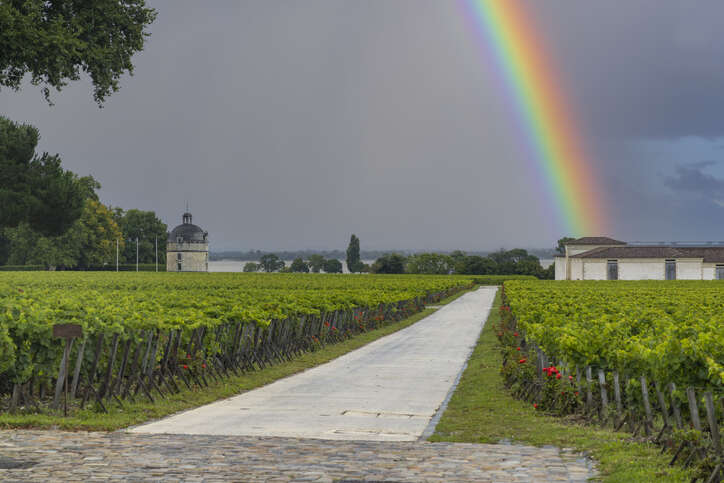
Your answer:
[640,376,653,436]
[52,323,82,416]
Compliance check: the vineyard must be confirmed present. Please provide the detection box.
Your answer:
[500,280,724,480]
[504,280,723,388]
[0,272,474,413]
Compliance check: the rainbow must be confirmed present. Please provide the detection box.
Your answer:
[459,0,608,237]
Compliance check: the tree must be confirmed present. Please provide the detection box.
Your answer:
[454,255,497,275]
[0,117,93,236]
[4,199,124,269]
[290,257,309,273]
[346,234,362,273]
[0,1,157,104]
[556,237,575,255]
[405,253,453,274]
[242,262,259,272]
[113,208,167,264]
[322,258,343,273]
[307,254,325,273]
[449,250,467,269]
[259,253,285,272]
[72,200,124,267]
[542,262,555,280]
[371,253,406,274]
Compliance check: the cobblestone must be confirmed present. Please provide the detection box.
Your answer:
[0,430,596,482]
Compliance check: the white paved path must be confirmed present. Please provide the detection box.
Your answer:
[130,287,497,441]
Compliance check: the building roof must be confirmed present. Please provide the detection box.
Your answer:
[565,236,627,246]
[572,246,724,262]
[168,212,208,243]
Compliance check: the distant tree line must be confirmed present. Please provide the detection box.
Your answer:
[241,253,345,274]
[210,248,556,263]
[370,249,553,278]
[241,234,554,279]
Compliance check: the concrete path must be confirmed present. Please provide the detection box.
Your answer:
[130,287,498,441]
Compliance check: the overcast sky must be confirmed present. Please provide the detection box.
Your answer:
[3,1,724,251]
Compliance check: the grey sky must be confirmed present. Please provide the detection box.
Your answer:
[3,1,724,251]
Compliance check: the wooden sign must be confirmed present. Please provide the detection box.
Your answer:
[52,324,82,339]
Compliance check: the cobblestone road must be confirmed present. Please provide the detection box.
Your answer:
[0,430,595,482]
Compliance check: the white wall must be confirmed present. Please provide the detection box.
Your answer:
[554,256,566,280]
[703,264,716,280]
[619,259,664,280]
[583,260,607,280]
[677,259,702,280]
[569,258,584,280]
[167,241,209,272]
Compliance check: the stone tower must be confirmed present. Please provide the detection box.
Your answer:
[166,212,209,272]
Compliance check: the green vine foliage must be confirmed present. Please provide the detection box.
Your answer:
[0,272,474,388]
[504,281,724,389]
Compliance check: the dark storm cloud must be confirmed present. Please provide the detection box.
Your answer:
[530,1,724,140]
[2,1,724,249]
[664,162,724,201]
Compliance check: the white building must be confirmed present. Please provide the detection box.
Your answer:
[166,212,209,272]
[555,237,724,280]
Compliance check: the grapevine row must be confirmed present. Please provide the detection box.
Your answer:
[0,272,474,411]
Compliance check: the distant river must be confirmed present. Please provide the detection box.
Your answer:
[208,260,376,274]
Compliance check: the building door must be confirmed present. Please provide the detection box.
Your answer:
[665,260,676,280]
[607,260,618,280]
[716,265,724,280]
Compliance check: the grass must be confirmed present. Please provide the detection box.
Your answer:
[0,289,476,431]
[429,289,694,483]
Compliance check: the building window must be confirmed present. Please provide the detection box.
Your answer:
[716,265,724,280]
[607,260,618,280]
[177,253,182,261]
[177,262,182,271]
[665,259,676,280]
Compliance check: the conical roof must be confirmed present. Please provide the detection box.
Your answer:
[168,212,207,243]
